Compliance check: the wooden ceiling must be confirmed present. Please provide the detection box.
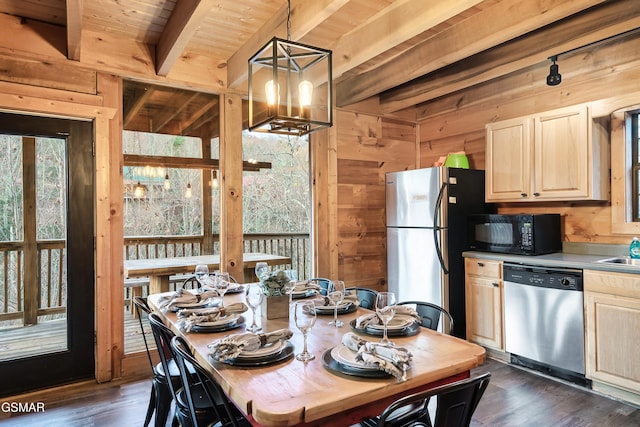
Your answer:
[1,0,639,133]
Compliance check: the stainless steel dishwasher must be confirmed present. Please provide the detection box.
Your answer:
[503,263,588,385]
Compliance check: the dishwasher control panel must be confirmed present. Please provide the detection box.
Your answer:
[503,263,583,291]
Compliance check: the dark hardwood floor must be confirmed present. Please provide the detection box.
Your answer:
[1,357,639,426]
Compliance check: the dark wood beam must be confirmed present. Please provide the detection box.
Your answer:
[123,154,271,172]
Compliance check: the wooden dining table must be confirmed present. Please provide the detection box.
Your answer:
[147,290,486,427]
[124,252,292,294]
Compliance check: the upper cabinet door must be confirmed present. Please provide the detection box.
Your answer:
[485,116,533,201]
[534,105,589,199]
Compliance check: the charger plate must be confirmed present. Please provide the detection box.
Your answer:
[321,346,390,379]
[191,315,245,333]
[312,302,357,315]
[214,341,294,366]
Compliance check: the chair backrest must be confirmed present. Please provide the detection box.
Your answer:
[345,287,378,310]
[132,296,155,370]
[309,278,331,296]
[180,275,201,290]
[170,336,248,427]
[377,372,491,427]
[398,301,454,335]
[148,312,180,399]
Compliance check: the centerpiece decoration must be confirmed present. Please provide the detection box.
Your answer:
[259,270,291,320]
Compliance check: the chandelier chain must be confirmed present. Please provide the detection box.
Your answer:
[286,0,291,41]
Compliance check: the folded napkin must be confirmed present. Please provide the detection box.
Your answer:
[309,293,358,307]
[179,302,249,332]
[341,332,412,381]
[158,288,218,311]
[355,305,421,329]
[207,329,293,361]
[293,280,321,293]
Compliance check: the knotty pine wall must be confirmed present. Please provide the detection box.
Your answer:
[334,108,416,290]
[416,32,640,247]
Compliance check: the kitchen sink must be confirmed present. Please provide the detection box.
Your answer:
[596,256,640,266]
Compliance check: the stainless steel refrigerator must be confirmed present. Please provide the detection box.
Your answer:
[386,167,491,338]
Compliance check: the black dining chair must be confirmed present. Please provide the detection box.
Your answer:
[345,287,378,309]
[360,372,491,427]
[170,336,252,427]
[133,296,179,427]
[148,312,219,427]
[397,301,454,335]
[309,277,331,296]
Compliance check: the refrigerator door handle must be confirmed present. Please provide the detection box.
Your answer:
[434,182,449,274]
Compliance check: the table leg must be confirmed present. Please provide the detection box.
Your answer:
[149,275,170,294]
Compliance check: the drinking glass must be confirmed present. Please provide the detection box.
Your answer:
[294,301,316,362]
[284,269,298,304]
[254,262,268,282]
[375,291,396,345]
[245,283,264,333]
[328,280,345,328]
[215,272,231,307]
[194,264,209,288]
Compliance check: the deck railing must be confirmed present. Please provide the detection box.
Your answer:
[0,233,310,325]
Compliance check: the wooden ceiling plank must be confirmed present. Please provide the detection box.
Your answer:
[65,0,83,61]
[226,0,350,89]
[123,86,154,128]
[156,0,215,76]
[384,0,640,115]
[181,98,218,134]
[336,0,607,108]
[152,91,201,133]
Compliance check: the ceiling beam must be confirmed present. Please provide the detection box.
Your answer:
[123,154,271,172]
[384,0,640,115]
[65,0,83,61]
[123,86,154,128]
[182,98,218,135]
[152,92,201,133]
[335,0,608,108]
[226,0,349,89]
[156,0,215,76]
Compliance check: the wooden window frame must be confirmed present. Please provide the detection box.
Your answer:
[611,105,640,233]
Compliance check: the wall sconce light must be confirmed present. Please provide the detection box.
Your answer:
[164,173,170,190]
[185,182,192,198]
[212,170,219,189]
[248,0,332,136]
[546,56,561,86]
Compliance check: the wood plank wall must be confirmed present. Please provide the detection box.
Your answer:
[334,108,416,291]
[416,31,640,246]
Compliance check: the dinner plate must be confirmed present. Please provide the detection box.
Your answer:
[215,341,294,366]
[170,297,217,312]
[366,315,415,331]
[191,316,245,333]
[195,314,239,328]
[330,345,378,371]
[237,340,285,360]
[312,302,356,315]
[322,347,391,379]
[349,318,421,338]
[225,284,245,294]
[292,289,317,299]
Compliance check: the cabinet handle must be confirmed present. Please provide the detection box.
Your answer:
[520,193,527,197]
[477,262,484,267]
[533,192,540,197]
[492,283,499,287]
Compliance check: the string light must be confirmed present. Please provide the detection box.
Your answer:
[185,182,192,198]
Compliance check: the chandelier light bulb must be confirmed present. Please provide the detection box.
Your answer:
[164,173,170,190]
[212,171,219,189]
[185,182,192,198]
[298,80,313,107]
[265,80,279,106]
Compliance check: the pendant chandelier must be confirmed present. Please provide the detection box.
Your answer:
[248,0,332,136]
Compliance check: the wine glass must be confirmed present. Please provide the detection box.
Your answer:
[294,301,316,362]
[214,272,231,307]
[328,280,345,328]
[255,262,268,282]
[194,264,209,288]
[245,283,264,333]
[375,291,396,346]
[284,269,298,304]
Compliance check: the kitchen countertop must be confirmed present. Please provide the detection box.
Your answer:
[463,250,640,274]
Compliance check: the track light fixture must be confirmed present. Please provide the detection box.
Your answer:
[546,56,561,86]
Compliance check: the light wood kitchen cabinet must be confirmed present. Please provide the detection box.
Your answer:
[465,257,503,350]
[584,269,640,406]
[485,104,609,202]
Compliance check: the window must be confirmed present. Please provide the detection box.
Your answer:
[611,106,640,234]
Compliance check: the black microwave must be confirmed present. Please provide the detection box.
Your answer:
[467,214,562,255]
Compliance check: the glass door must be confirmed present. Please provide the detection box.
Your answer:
[0,112,94,397]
